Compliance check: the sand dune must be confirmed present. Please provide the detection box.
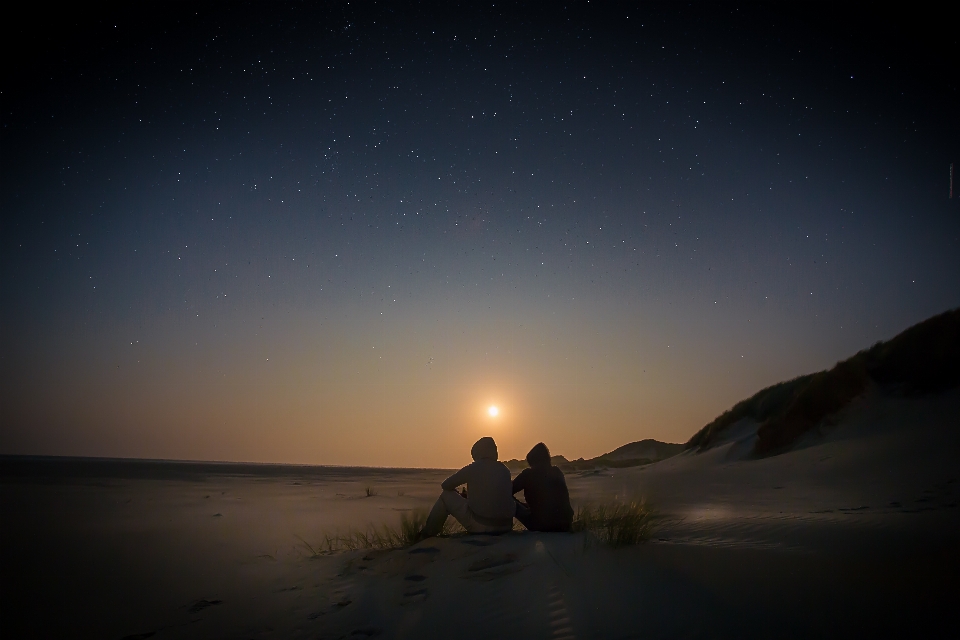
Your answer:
[504,438,684,473]
[4,388,958,639]
[687,308,960,455]
[599,438,684,462]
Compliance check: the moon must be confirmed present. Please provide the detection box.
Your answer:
[488,405,499,417]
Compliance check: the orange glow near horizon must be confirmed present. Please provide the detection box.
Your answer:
[1,296,855,469]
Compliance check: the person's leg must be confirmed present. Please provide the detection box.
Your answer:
[514,499,534,530]
[421,490,512,537]
[420,489,474,537]
[443,492,512,534]
[439,489,475,530]
[419,493,452,538]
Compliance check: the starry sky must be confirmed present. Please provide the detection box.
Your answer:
[2,2,958,468]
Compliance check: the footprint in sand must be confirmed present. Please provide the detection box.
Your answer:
[546,583,576,640]
[408,546,440,555]
[309,597,352,619]
[188,598,222,613]
[463,552,523,580]
[460,537,497,547]
[467,552,518,572]
[400,586,429,606]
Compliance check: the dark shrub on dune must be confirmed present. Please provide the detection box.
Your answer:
[860,308,960,394]
[685,375,813,451]
[754,359,870,454]
[686,308,960,456]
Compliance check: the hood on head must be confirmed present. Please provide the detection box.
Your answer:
[471,437,498,461]
[526,442,551,468]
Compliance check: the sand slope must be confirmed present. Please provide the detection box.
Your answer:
[299,389,959,639]
[2,389,958,638]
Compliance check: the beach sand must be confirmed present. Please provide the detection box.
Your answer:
[3,390,958,638]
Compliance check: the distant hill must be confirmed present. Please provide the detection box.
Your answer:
[603,439,685,462]
[686,308,960,456]
[503,439,683,472]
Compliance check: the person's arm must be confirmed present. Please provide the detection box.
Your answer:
[441,464,472,491]
[512,468,528,495]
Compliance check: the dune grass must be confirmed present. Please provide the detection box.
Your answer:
[571,501,653,547]
[685,308,960,455]
[301,509,464,555]
[299,510,424,555]
[685,375,813,451]
[755,359,868,453]
[301,501,651,554]
[364,486,378,497]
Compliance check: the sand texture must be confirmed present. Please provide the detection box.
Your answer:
[3,390,959,638]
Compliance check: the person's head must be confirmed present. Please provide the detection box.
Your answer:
[471,436,498,461]
[526,442,551,468]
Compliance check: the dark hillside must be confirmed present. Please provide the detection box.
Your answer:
[686,308,960,456]
[503,440,683,472]
[684,376,814,451]
[603,439,684,462]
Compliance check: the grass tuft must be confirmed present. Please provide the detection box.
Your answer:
[571,501,653,547]
[364,486,378,498]
[303,509,442,554]
[398,509,427,542]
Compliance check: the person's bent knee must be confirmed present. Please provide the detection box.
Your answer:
[440,489,466,507]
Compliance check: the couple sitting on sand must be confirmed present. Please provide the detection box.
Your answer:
[419,437,573,538]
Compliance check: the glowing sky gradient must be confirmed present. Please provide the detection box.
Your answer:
[2,3,958,467]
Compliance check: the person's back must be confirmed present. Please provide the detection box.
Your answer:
[512,443,574,532]
[442,455,515,522]
[418,436,516,539]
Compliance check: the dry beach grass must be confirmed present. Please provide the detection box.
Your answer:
[304,500,653,554]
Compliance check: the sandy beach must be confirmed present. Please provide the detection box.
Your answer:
[2,389,958,639]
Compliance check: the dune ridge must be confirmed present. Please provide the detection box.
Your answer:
[503,438,684,472]
[686,308,960,455]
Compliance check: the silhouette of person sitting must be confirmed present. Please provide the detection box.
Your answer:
[418,436,516,538]
[512,442,574,532]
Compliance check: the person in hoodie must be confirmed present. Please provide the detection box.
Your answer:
[418,436,516,538]
[512,442,574,532]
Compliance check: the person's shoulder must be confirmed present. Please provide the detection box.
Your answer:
[473,458,504,472]
[494,459,512,473]
[453,460,478,476]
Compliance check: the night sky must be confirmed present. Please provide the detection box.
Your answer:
[2,3,958,467]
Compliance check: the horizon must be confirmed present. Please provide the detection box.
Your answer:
[1,309,950,468]
[0,452,457,471]
[0,430,683,469]
[2,3,958,469]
